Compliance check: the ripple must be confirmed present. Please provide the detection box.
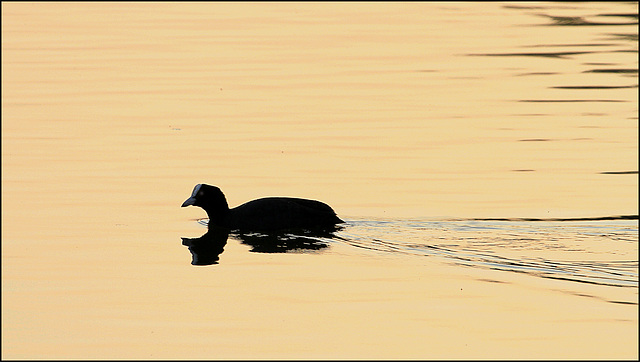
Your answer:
[336,218,639,289]
[600,171,638,175]
[536,14,638,27]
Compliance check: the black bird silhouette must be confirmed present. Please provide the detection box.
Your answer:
[181,184,343,232]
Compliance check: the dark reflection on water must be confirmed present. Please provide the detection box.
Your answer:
[181,227,228,266]
[500,3,638,26]
[468,51,594,59]
[583,68,638,74]
[469,215,638,222]
[600,171,639,175]
[182,216,638,296]
[181,222,343,266]
[551,85,637,89]
[607,33,638,41]
[536,14,638,27]
[518,99,626,102]
[335,217,639,295]
[239,225,342,252]
[470,3,637,108]
[515,72,558,76]
[234,229,338,254]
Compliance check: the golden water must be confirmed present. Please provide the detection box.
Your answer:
[2,2,638,359]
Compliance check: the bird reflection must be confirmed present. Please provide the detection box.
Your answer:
[181,225,343,266]
[235,227,337,253]
[181,226,229,266]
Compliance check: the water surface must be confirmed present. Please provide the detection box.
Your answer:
[2,2,638,359]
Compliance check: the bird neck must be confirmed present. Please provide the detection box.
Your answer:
[205,205,230,228]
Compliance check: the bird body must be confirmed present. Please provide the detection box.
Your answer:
[182,184,343,231]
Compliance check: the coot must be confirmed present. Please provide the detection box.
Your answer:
[181,184,344,231]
